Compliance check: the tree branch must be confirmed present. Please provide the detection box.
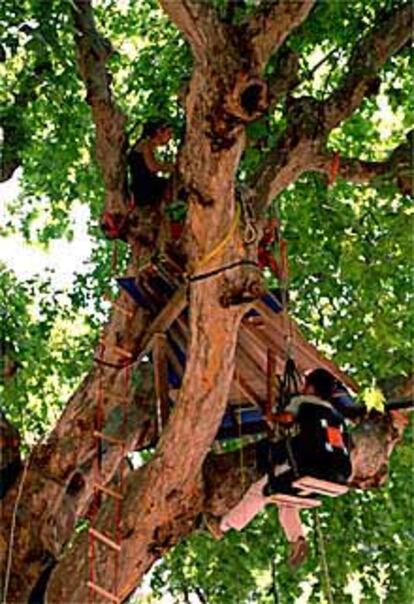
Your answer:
[72,0,128,217]
[312,132,413,195]
[251,4,413,213]
[324,3,413,131]
[267,47,301,108]
[158,0,216,63]
[247,0,316,68]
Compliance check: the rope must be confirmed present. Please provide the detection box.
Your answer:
[2,456,30,604]
[189,259,259,283]
[314,509,334,604]
[239,188,258,245]
[194,204,241,271]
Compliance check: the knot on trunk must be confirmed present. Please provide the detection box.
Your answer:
[219,265,265,307]
[225,75,268,122]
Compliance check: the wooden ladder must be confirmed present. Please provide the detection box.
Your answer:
[88,343,130,604]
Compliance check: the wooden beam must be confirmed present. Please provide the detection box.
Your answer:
[128,286,187,370]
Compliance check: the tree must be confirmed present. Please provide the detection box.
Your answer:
[0,0,412,602]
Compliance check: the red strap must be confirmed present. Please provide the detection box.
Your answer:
[328,152,340,186]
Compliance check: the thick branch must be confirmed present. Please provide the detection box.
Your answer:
[247,0,315,68]
[251,4,413,213]
[324,3,413,131]
[73,0,128,215]
[267,47,301,108]
[312,132,413,195]
[158,0,217,63]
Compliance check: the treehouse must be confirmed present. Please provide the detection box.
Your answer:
[115,254,358,443]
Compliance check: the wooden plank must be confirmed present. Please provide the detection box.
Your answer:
[268,494,321,508]
[166,341,184,381]
[127,287,187,371]
[153,332,169,433]
[234,369,265,410]
[292,476,348,497]
[94,483,123,501]
[237,331,267,379]
[87,581,120,603]
[89,527,121,552]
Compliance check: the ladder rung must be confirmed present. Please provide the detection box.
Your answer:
[268,494,321,508]
[89,527,121,552]
[87,581,120,603]
[292,476,349,497]
[94,483,123,501]
[93,430,125,446]
[99,341,133,358]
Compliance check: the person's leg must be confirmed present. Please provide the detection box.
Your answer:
[277,505,308,569]
[277,505,304,542]
[219,476,268,532]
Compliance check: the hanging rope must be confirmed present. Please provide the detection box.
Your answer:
[2,455,30,604]
[314,509,334,604]
[239,187,258,245]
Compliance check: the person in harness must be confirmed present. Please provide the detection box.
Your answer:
[263,367,353,497]
[204,369,360,568]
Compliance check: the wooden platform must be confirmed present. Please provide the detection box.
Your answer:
[118,257,359,440]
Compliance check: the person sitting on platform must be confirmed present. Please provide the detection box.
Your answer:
[204,369,360,568]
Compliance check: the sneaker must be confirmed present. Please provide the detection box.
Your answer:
[288,537,309,569]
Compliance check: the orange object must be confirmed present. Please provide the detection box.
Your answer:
[273,411,295,425]
[328,152,340,186]
[326,426,345,449]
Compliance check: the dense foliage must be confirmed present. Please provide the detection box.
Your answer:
[1,0,412,601]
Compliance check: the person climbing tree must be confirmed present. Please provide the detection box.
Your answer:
[128,120,174,207]
[204,369,361,568]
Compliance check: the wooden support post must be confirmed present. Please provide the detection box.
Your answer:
[266,348,276,420]
[153,332,169,435]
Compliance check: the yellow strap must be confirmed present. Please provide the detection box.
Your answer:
[195,203,241,271]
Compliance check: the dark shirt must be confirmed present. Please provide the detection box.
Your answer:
[128,148,167,205]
